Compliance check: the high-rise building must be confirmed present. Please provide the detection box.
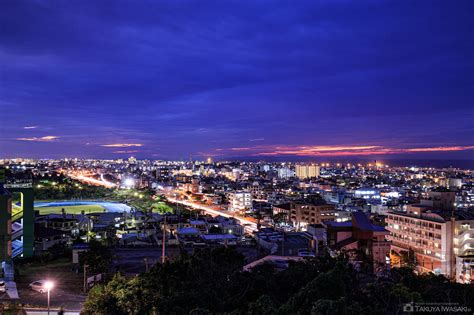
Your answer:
[295,164,320,179]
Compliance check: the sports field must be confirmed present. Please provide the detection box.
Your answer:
[34,204,106,215]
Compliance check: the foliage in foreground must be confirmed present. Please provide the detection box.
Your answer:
[82,247,474,315]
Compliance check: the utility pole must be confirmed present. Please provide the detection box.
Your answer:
[86,218,91,243]
[161,215,167,264]
[176,195,180,216]
[144,258,149,272]
[451,214,456,280]
[314,235,318,255]
[281,232,285,256]
[83,264,89,293]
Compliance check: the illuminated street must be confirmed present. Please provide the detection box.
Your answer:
[165,194,259,232]
[63,170,117,188]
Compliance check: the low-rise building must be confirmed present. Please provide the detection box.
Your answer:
[290,201,336,230]
[326,212,390,271]
[420,188,456,212]
[34,224,69,253]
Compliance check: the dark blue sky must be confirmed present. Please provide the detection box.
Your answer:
[1,0,473,160]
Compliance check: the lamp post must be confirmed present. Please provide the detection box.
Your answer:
[44,281,54,315]
[162,214,167,264]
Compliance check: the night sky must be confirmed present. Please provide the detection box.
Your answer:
[1,0,473,161]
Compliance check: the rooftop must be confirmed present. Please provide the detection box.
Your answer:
[202,234,238,240]
[391,209,474,222]
[35,224,65,238]
[325,221,353,228]
[177,227,200,235]
[352,211,386,232]
[274,203,292,210]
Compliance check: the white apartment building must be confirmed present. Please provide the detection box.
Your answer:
[228,191,252,212]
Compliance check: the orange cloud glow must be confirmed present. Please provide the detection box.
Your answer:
[406,146,474,152]
[212,144,474,157]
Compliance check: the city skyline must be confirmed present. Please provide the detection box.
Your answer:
[1,0,473,161]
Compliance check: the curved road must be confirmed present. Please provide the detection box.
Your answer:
[166,196,258,232]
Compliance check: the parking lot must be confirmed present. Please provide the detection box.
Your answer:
[11,258,86,310]
[113,244,260,275]
[17,285,85,311]
[113,246,182,275]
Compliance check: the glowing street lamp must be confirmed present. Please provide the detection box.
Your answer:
[44,281,54,315]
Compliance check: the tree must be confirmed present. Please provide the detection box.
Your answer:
[0,303,27,315]
[399,248,416,269]
[273,212,289,225]
[152,201,173,214]
[83,247,474,314]
[248,295,276,315]
[80,240,113,274]
[83,274,128,315]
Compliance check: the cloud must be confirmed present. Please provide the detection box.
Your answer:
[113,150,139,154]
[196,152,224,157]
[252,145,383,156]
[23,126,37,129]
[16,136,59,142]
[249,138,265,142]
[212,144,474,157]
[216,147,252,152]
[101,143,143,148]
[406,146,474,152]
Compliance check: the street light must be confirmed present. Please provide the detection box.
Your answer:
[44,281,54,315]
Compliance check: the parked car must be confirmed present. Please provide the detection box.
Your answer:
[29,280,50,293]
[0,280,6,293]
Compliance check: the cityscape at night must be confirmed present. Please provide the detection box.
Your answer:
[1,1,473,314]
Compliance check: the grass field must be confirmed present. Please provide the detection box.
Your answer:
[35,204,106,215]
